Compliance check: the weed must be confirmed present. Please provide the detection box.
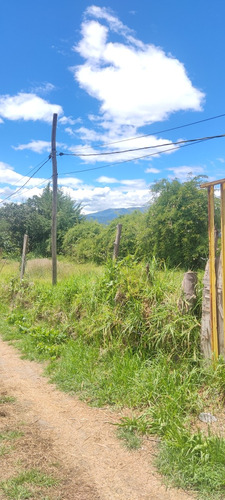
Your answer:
[0,430,24,440]
[0,395,16,404]
[0,444,13,456]
[0,468,58,499]
[157,429,225,499]
[117,427,142,449]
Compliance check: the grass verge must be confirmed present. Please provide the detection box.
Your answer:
[1,258,225,498]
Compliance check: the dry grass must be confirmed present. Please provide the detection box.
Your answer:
[0,258,103,284]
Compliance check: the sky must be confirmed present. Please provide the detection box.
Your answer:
[0,0,225,213]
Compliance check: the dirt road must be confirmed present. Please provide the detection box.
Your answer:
[0,337,195,500]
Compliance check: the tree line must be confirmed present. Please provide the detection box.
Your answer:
[0,177,220,269]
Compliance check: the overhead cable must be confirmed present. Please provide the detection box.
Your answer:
[12,176,52,200]
[58,133,225,158]
[58,139,205,176]
[0,156,51,205]
[94,112,225,147]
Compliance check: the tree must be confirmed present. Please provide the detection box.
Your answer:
[63,220,104,262]
[62,211,147,264]
[0,185,83,257]
[0,203,28,255]
[143,177,220,269]
[94,210,146,262]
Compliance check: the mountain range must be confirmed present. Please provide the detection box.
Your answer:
[86,206,147,224]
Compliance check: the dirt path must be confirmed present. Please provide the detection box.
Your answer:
[0,337,195,500]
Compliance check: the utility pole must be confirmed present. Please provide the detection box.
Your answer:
[51,113,58,285]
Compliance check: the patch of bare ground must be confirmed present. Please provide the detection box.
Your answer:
[0,391,101,499]
[0,338,196,500]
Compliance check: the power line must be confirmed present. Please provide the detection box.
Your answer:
[19,156,50,180]
[58,139,205,176]
[0,156,51,205]
[63,112,225,152]
[58,133,225,158]
[7,155,51,190]
[95,112,225,147]
[11,175,52,199]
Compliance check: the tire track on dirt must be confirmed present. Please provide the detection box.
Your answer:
[0,338,195,500]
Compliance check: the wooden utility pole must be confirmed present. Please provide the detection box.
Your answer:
[20,233,28,281]
[113,224,122,260]
[51,113,58,285]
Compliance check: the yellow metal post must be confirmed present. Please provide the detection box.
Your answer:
[200,176,225,360]
[208,185,218,358]
[220,182,225,352]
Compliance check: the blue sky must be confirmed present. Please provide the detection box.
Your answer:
[0,0,225,213]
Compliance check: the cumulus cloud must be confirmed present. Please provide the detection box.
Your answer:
[59,175,150,213]
[97,176,117,183]
[67,133,177,164]
[58,116,80,125]
[0,158,150,211]
[0,161,46,188]
[96,176,149,190]
[145,167,160,173]
[0,93,63,123]
[61,184,150,213]
[30,82,56,95]
[13,140,51,154]
[72,5,204,133]
[13,140,66,154]
[58,177,83,188]
[167,165,205,181]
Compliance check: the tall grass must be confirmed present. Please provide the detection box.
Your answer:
[1,256,225,498]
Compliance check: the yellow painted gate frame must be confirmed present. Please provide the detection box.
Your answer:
[201,178,225,359]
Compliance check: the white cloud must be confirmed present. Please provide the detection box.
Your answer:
[76,126,102,142]
[97,176,117,183]
[0,158,150,211]
[217,157,225,163]
[0,161,29,185]
[60,175,150,213]
[0,161,46,188]
[167,165,205,181]
[13,140,51,154]
[19,186,46,200]
[85,6,144,48]
[68,143,98,157]
[65,127,75,137]
[72,6,204,133]
[58,177,83,188]
[97,176,149,190]
[145,167,160,173]
[67,133,176,164]
[120,179,147,188]
[0,186,15,199]
[0,93,63,123]
[31,82,55,95]
[59,116,81,125]
[61,184,150,213]
[13,140,66,154]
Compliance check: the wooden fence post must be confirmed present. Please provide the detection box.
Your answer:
[113,224,122,260]
[20,234,28,281]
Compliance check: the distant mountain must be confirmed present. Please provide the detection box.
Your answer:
[86,206,147,224]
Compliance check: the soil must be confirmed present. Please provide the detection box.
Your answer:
[0,337,196,500]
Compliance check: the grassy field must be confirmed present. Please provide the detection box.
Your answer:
[0,257,225,499]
